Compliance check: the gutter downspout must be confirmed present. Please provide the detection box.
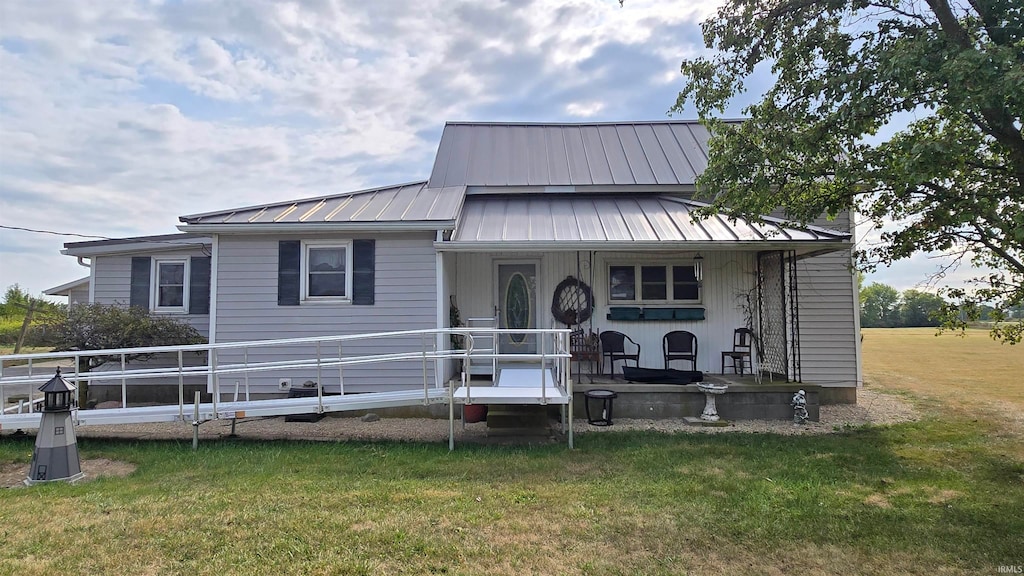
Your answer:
[77,257,96,304]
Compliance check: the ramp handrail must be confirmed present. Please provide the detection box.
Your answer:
[1,328,570,418]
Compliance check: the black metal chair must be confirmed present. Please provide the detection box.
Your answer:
[663,330,698,370]
[721,327,754,375]
[600,331,641,378]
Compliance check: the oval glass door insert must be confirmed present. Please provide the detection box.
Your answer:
[504,271,531,344]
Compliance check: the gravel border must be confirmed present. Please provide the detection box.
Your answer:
[21,387,917,444]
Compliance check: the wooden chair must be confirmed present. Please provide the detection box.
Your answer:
[570,329,600,383]
[663,330,698,370]
[599,331,641,379]
[721,328,753,375]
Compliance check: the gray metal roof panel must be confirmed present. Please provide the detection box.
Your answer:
[179,181,461,226]
[427,121,715,188]
[545,127,572,185]
[633,124,677,185]
[451,195,850,245]
[616,125,657,185]
[563,127,593,186]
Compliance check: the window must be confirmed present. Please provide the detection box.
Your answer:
[608,263,700,303]
[302,242,351,300]
[152,259,189,312]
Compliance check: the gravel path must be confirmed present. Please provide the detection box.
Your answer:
[45,387,918,444]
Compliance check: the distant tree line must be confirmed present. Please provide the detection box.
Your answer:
[860,283,1023,329]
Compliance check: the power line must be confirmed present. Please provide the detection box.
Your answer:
[0,225,112,240]
[0,224,208,250]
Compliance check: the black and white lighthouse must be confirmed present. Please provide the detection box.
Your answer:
[26,368,84,485]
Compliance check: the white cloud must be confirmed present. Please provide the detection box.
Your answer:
[1,0,731,296]
[565,101,606,117]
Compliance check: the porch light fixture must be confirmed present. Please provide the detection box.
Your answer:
[693,253,704,283]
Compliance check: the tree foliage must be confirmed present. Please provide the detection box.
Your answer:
[860,283,902,327]
[900,289,946,326]
[45,303,205,371]
[674,0,1024,343]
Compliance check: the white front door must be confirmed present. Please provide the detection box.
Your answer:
[495,261,539,355]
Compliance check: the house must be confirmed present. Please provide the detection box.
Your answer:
[43,276,90,306]
[47,121,861,416]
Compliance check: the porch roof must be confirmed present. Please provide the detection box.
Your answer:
[441,194,851,255]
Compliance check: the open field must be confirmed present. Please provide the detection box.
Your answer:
[0,329,1021,575]
[861,328,1024,416]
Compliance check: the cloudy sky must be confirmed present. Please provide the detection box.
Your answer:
[0,0,973,299]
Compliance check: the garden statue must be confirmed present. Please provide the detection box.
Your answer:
[791,389,808,425]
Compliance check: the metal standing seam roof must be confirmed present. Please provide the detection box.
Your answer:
[449,195,850,245]
[427,121,722,188]
[178,181,465,226]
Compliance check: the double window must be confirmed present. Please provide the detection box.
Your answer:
[608,263,700,303]
[152,259,189,312]
[302,242,351,300]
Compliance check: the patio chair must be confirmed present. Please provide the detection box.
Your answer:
[600,330,641,379]
[721,327,753,375]
[663,330,698,370]
[570,329,600,383]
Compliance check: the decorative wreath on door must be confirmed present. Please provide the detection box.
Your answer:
[550,276,594,326]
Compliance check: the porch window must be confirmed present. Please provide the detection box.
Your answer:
[153,259,188,312]
[303,242,351,300]
[608,263,700,303]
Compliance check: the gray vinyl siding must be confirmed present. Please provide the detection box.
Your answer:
[796,212,860,388]
[91,250,211,338]
[68,285,90,306]
[214,232,438,393]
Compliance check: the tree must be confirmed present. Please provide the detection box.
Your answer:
[1,284,66,352]
[900,289,946,327]
[674,0,1023,343]
[43,303,205,404]
[860,283,901,328]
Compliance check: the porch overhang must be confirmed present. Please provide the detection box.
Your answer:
[439,194,852,258]
[434,239,853,258]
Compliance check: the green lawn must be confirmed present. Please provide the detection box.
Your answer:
[1,330,1022,575]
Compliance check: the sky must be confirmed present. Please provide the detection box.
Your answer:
[0,0,983,300]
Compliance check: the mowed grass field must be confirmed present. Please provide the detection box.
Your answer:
[0,329,1021,575]
[861,328,1024,416]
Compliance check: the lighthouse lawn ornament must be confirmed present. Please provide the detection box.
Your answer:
[26,368,84,485]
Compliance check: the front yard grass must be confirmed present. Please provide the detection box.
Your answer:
[1,327,1021,574]
[1,419,1021,575]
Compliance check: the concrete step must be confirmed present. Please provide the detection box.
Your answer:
[486,405,549,430]
[485,426,552,438]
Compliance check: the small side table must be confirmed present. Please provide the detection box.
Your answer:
[584,389,618,426]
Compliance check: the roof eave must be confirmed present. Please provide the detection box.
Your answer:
[62,238,211,257]
[434,240,854,254]
[43,276,91,296]
[178,221,457,234]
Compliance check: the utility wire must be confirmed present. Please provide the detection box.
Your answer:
[0,224,206,247]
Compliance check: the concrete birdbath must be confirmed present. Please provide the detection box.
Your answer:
[696,382,729,422]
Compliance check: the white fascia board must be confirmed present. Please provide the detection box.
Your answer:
[61,238,211,257]
[178,221,456,234]
[434,240,854,254]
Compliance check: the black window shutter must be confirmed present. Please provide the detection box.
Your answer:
[352,239,375,305]
[189,256,212,314]
[130,257,151,309]
[278,241,301,306]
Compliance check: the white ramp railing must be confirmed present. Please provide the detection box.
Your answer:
[1,327,573,448]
